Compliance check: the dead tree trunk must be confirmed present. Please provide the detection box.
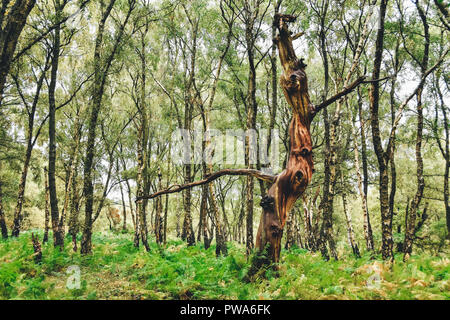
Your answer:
[138,13,366,268]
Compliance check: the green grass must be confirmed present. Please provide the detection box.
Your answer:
[0,230,448,300]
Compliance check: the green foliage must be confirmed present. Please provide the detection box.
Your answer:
[0,231,448,300]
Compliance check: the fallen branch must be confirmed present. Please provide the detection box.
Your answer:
[136,169,276,201]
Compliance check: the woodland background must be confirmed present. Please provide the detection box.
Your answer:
[0,0,448,299]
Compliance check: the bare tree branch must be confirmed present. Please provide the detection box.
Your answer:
[136,169,276,201]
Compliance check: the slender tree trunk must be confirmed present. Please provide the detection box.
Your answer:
[316,2,334,260]
[136,108,150,250]
[82,0,116,254]
[180,12,197,247]
[351,106,374,251]
[60,121,80,242]
[434,72,450,238]
[369,0,393,261]
[284,209,295,250]
[182,162,195,246]
[209,183,227,256]
[0,0,36,107]
[81,0,133,254]
[163,193,168,244]
[31,233,42,263]
[43,167,50,243]
[255,14,316,266]
[389,40,401,225]
[68,167,79,251]
[341,176,360,257]
[154,168,163,244]
[48,0,64,249]
[0,161,7,239]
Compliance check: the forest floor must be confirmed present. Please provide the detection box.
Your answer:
[0,230,448,300]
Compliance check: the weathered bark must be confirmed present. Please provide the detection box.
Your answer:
[254,13,367,266]
[315,0,334,261]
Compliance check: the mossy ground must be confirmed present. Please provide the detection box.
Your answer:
[0,230,448,300]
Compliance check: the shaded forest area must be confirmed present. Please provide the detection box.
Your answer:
[0,0,449,300]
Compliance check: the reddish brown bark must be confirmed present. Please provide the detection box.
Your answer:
[254,14,314,264]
